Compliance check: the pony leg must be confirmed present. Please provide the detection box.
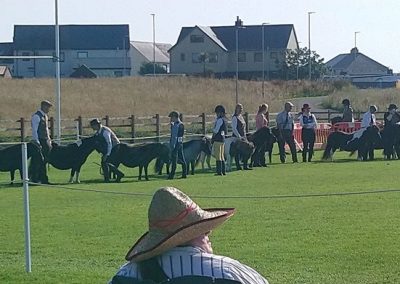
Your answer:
[75,171,81,184]
[138,166,143,181]
[144,165,149,181]
[10,170,15,185]
[234,154,242,170]
[206,154,211,170]
[69,169,74,183]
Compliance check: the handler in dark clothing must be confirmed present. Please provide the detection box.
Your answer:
[168,111,187,180]
[299,104,317,162]
[383,104,400,159]
[342,99,354,122]
[31,100,53,184]
[275,102,298,163]
[90,118,124,183]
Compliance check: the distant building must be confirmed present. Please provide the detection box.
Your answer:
[130,41,171,76]
[326,48,395,88]
[0,42,14,74]
[169,17,298,78]
[0,66,12,78]
[12,24,130,78]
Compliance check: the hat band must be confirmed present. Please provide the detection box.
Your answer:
[150,202,198,229]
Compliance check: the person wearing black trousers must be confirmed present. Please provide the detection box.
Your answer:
[298,103,317,162]
[168,111,187,180]
[212,105,227,175]
[275,102,298,163]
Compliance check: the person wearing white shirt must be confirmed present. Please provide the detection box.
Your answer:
[109,187,269,284]
[231,103,246,139]
[90,118,124,182]
[361,105,377,128]
[31,100,52,184]
[298,103,317,162]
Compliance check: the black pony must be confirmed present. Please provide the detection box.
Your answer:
[47,135,99,183]
[107,142,170,181]
[322,125,381,161]
[156,138,212,176]
[247,127,275,167]
[0,142,44,185]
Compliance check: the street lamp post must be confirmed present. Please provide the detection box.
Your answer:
[296,41,301,80]
[261,23,269,98]
[235,26,245,105]
[151,13,156,77]
[308,11,315,80]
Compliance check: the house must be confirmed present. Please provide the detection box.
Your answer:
[0,42,14,74]
[169,17,299,78]
[0,66,12,78]
[12,24,131,78]
[130,41,171,76]
[326,48,394,88]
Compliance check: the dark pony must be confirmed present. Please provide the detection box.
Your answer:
[322,125,381,161]
[47,135,99,183]
[228,139,254,170]
[0,142,44,185]
[156,137,212,175]
[247,127,274,166]
[108,142,170,181]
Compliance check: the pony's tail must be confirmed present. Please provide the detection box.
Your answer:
[349,150,356,157]
[154,157,164,175]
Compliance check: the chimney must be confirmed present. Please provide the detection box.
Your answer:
[235,16,243,27]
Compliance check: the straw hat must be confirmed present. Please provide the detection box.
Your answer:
[125,187,235,262]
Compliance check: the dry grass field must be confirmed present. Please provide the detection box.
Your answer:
[0,77,338,120]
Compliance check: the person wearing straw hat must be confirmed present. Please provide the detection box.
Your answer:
[90,118,124,182]
[109,187,269,284]
[31,100,53,184]
[383,104,400,159]
[298,103,317,162]
[168,111,187,180]
[275,102,298,163]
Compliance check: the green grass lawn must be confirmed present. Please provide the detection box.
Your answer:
[1,151,400,284]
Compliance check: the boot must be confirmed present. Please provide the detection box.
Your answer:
[181,164,187,179]
[215,161,222,176]
[221,161,226,175]
[308,151,313,162]
[302,151,307,162]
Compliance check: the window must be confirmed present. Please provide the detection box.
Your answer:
[77,51,88,59]
[270,52,278,59]
[192,53,201,63]
[22,52,30,61]
[208,52,218,63]
[190,35,204,43]
[254,52,262,62]
[52,52,65,62]
[180,53,185,61]
[238,52,246,62]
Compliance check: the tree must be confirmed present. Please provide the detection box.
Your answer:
[139,62,167,75]
[284,47,328,80]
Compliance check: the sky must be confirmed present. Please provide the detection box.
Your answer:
[1,0,400,71]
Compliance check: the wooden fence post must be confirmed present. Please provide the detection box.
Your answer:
[201,113,206,135]
[19,117,25,142]
[49,117,55,139]
[327,110,331,123]
[244,112,249,133]
[130,115,135,142]
[105,115,109,127]
[155,114,160,142]
[77,116,83,137]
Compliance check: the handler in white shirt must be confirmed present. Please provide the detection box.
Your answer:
[361,105,377,128]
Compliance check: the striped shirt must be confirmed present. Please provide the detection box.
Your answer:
[109,246,269,284]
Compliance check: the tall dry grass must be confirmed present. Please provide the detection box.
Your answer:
[0,77,339,120]
[322,85,400,112]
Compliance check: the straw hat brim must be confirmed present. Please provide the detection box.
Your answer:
[125,208,235,262]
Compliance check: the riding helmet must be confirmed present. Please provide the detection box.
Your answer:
[342,99,350,105]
